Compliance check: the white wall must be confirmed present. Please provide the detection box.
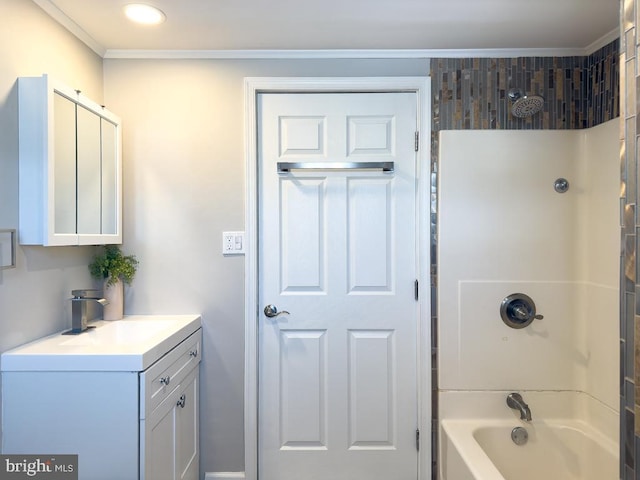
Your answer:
[438,120,619,411]
[102,58,429,474]
[580,120,620,409]
[0,0,104,442]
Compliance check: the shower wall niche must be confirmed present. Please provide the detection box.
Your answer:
[437,120,619,412]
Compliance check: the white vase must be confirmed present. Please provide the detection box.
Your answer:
[103,279,124,320]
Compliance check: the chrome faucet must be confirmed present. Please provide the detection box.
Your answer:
[506,392,532,421]
[70,289,108,334]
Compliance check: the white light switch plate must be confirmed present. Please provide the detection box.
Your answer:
[222,231,245,255]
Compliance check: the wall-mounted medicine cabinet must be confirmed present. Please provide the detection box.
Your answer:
[19,74,122,246]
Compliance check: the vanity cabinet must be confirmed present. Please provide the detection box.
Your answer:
[1,321,201,480]
[143,368,199,480]
[140,325,201,480]
[18,74,122,246]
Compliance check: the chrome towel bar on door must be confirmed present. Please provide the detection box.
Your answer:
[277,161,394,173]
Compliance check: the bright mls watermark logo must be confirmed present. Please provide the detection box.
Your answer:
[0,455,77,479]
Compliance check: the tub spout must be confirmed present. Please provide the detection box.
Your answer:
[507,392,532,421]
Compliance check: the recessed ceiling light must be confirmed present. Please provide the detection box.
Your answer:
[124,4,166,25]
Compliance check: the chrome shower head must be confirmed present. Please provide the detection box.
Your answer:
[508,88,544,118]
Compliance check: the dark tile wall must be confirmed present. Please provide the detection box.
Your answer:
[429,39,620,480]
[586,42,621,127]
[621,0,638,478]
[431,42,619,131]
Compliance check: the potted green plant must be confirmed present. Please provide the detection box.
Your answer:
[89,245,138,320]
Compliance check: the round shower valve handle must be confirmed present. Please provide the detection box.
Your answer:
[500,293,543,329]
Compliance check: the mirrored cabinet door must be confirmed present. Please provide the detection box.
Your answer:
[76,103,102,235]
[53,92,77,235]
[101,119,118,236]
[19,74,122,246]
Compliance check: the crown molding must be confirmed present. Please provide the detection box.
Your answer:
[32,0,106,57]
[103,31,621,59]
[103,47,598,60]
[584,28,620,55]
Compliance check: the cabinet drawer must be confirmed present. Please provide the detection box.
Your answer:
[140,329,201,417]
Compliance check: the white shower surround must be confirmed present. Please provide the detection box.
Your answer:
[437,119,619,411]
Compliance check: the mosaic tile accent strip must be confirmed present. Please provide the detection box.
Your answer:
[586,41,621,127]
[430,41,619,131]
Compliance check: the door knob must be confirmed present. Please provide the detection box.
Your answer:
[264,304,290,318]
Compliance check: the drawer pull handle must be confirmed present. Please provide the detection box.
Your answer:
[160,376,171,386]
[177,394,186,408]
[189,349,198,358]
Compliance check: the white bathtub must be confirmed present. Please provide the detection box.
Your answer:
[439,391,619,480]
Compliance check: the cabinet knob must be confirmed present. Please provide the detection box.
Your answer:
[159,376,171,386]
[177,394,186,408]
[189,349,198,358]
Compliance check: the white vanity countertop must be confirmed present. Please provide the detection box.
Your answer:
[0,314,201,372]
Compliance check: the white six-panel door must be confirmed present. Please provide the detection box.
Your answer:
[258,92,418,480]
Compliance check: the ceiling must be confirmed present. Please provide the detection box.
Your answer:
[34,0,619,56]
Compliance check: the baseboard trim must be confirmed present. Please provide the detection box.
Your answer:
[204,473,246,480]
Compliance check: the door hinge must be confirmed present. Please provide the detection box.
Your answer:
[414,279,419,301]
[416,428,420,450]
[414,131,419,152]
